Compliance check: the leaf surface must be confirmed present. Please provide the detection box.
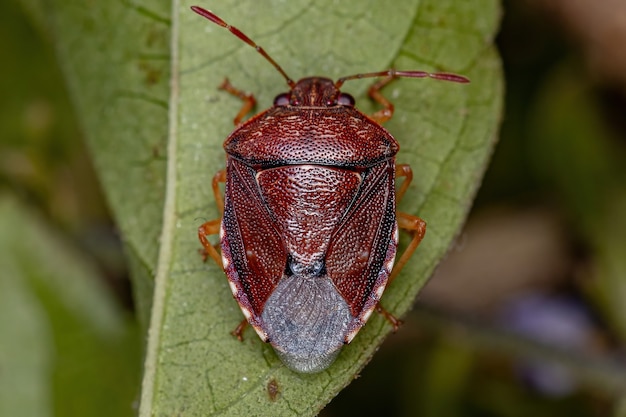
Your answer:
[24,0,503,414]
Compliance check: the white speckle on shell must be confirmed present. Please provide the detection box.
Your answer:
[375,284,386,300]
[385,257,395,273]
[228,280,238,296]
[252,324,268,341]
[361,306,375,324]
[241,306,252,321]
[345,326,361,344]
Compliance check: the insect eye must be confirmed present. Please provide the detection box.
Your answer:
[337,93,355,106]
[273,93,291,106]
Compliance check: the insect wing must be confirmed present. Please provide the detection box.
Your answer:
[325,160,398,338]
[221,158,287,337]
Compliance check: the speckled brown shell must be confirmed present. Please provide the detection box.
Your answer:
[219,79,400,373]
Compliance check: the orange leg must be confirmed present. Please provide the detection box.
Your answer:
[389,212,427,285]
[376,194,427,330]
[198,168,227,265]
[198,220,251,341]
[197,219,223,267]
[376,164,426,332]
[376,304,403,332]
[393,161,425,284]
[202,168,250,340]
[395,163,413,204]
[230,319,248,342]
[212,169,226,215]
[219,78,256,126]
[368,75,396,124]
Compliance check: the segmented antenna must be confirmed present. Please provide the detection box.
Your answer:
[191,6,470,88]
[335,69,469,88]
[191,6,296,88]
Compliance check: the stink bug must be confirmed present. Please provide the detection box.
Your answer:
[193,5,469,373]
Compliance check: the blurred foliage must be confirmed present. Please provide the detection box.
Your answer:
[0,1,140,416]
[2,0,626,415]
[0,0,109,232]
[0,194,141,417]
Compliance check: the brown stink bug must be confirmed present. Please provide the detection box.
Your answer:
[193,5,469,373]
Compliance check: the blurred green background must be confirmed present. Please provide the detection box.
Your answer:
[2,0,626,416]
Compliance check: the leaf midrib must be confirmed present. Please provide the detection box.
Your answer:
[138,0,180,415]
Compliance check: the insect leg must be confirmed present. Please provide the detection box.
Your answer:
[201,172,250,341]
[374,211,426,330]
[395,163,413,204]
[367,75,397,124]
[389,212,427,285]
[375,304,402,331]
[197,219,223,267]
[230,319,248,342]
[198,169,227,265]
[212,169,226,215]
[362,165,422,331]
[219,78,257,126]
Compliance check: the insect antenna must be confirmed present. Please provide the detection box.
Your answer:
[335,69,469,88]
[191,6,296,89]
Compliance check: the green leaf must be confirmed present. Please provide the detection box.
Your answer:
[24,0,503,414]
[20,0,173,331]
[0,195,141,417]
